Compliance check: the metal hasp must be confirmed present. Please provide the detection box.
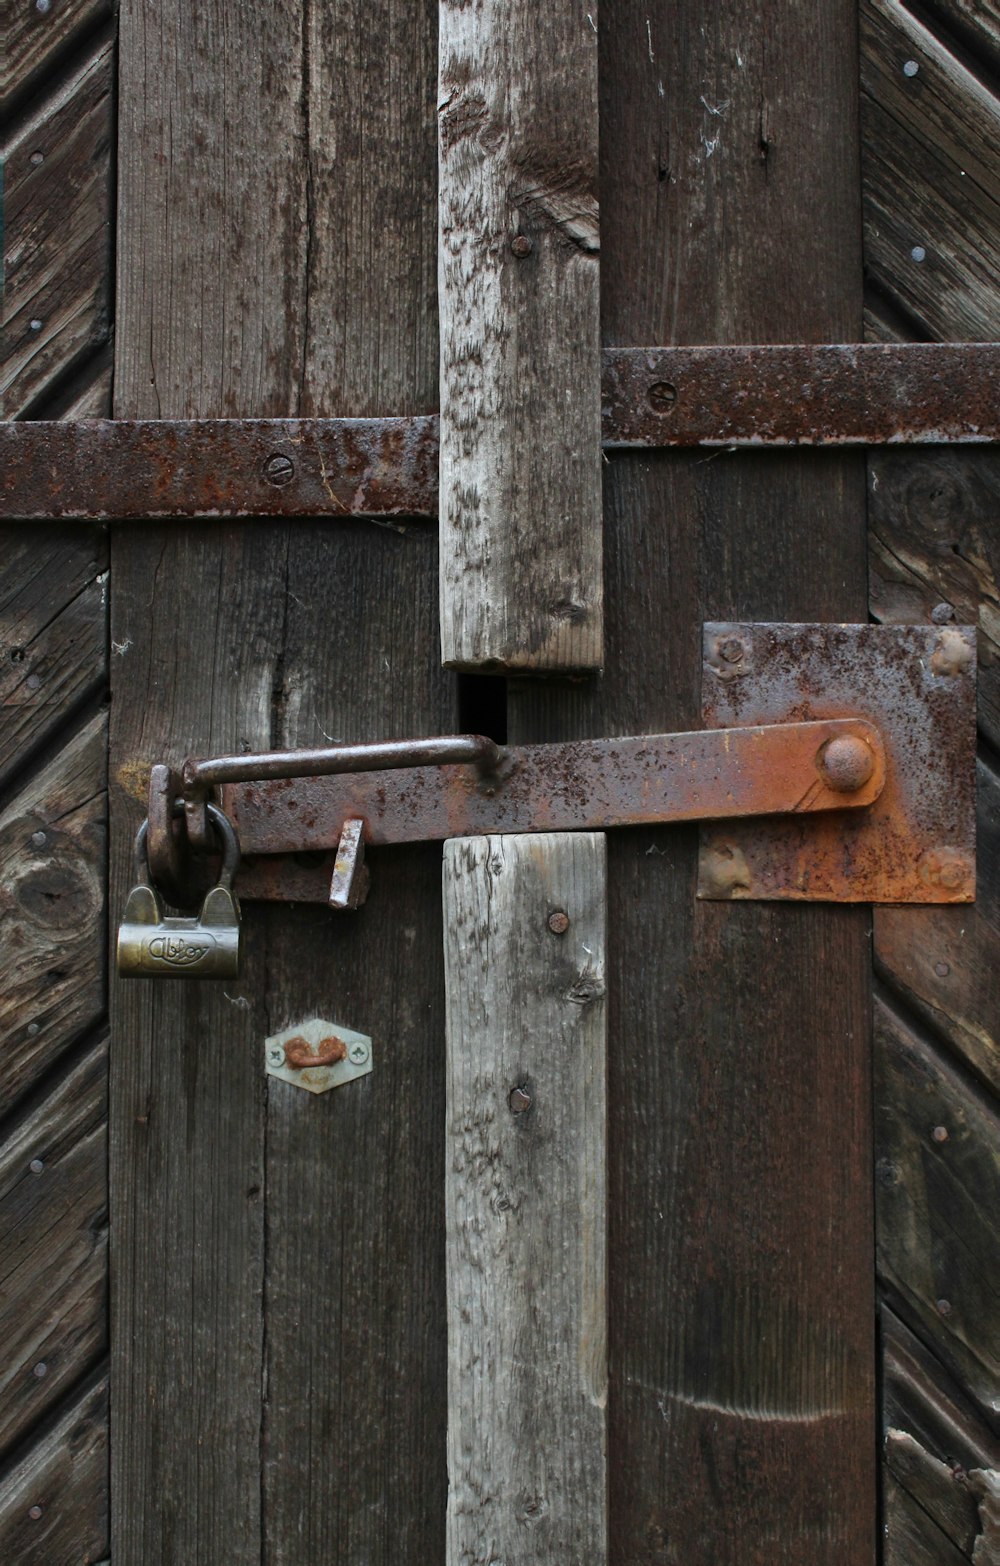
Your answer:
[698,623,976,903]
[264,1018,373,1095]
[5,345,1000,523]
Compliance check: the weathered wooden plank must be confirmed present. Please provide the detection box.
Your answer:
[2,0,110,113]
[883,1308,999,1480]
[112,1,451,1562]
[884,1471,972,1566]
[886,1427,983,1557]
[876,995,1000,1426]
[861,0,1000,339]
[443,833,606,1564]
[929,0,1000,72]
[876,760,1000,1095]
[2,37,114,417]
[0,525,107,792]
[869,450,1000,753]
[0,1039,107,1459]
[438,0,602,672]
[509,4,873,1561]
[0,1373,108,1565]
[0,713,106,1108]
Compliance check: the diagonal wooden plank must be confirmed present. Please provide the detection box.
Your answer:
[0,1372,108,1565]
[876,995,1000,1427]
[0,1038,107,1459]
[443,833,607,1565]
[2,0,111,115]
[438,0,602,672]
[2,36,115,417]
[0,713,106,1108]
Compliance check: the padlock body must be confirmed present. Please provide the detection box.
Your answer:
[117,885,241,978]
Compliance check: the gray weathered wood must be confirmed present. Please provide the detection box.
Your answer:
[0,1372,108,1565]
[438,0,602,672]
[861,0,1000,340]
[0,1039,107,1459]
[884,1471,971,1566]
[875,995,1000,1425]
[2,36,115,417]
[443,833,607,1564]
[0,713,106,1107]
[2,0,110,112]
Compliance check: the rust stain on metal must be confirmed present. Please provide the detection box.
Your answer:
[283,1034,348,1069]
[697,623,977,904]
[4,346,999,522]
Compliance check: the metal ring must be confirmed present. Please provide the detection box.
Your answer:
[134,802,241,891]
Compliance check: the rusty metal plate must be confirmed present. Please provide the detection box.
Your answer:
[223,718,882,873]
[602,344,1000,448]
[698,623,976,903]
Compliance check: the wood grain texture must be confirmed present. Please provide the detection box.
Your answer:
[1,0,110,113]
[0,713,106,1108]
[883,1308,999,1481]
[0,1039,107,1459]
[443,833,607,1565]
[438,0,602,672]
[511,4,873,1560]
[876,760,1000,1095]
[884,1471,971,1566]
[876,995,1000,1428]
[861,0,1000,340]
[869,451,1000,753]
[0,525,107,792]
[0,1372,108,1566]
[2,36,115,417]
[112,0,450,1560]
[885,1428,983,1558]
[928,0,1000,73]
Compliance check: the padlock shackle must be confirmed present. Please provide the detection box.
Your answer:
[134,802,240,892]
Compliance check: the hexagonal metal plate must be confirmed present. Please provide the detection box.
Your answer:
[264,1017,373,1094]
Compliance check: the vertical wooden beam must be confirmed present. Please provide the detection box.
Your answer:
[443,833,607,1564]
[511,3,875,1561]
[438,0,603,672]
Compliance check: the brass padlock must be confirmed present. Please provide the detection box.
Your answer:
[117,803,241,979]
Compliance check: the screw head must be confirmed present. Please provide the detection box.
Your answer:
[934,961,950,978]
[936,1298,952,1316]
[648,380,677,414]
[510,234,532,258]
[816,734,875,793]
[348,1040,370,1066]
[31,830,46,848]
[717,636,746,665]
[263,453,295,487]
[28,1505,43,1521]
[266,1046,284,1065]
[931,602,955,624]
[931,1125,949,1143]
[29,1159,44,1175]
[547,909,570,935]
[509,1086,532,1114]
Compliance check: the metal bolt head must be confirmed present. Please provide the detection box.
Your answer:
[547,909,570,935]
[509,1086,532,1114]
[648,380,677,414]
[816,734,875,793]
[931,601,955,624]
[348,1040,370,1066]
[29,1159,44,1175]
[510,234,533,258]
[931,1124,949,1143]
[263,453,295,487]
[31,830,46,848]
[28,1505,43,1521]
[936,1298,952,1316]
[717,635,746,665]
[934,961,950,978]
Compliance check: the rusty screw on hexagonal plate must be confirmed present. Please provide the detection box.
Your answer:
[262,452,295,487]
[816,734,876,793]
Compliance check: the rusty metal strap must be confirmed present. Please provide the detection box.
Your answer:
[5,345,999,521]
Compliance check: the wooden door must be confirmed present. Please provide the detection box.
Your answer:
[3,2,1000,1564]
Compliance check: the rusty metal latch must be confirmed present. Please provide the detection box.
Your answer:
[123,622,976,950]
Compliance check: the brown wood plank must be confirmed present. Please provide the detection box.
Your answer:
[2,36,114,417]
[929,0,1000,72]
[861,0,1000,339]
[511,3,874,1560]
[886,1427,983,1557]
[112,1,450,1562]
[0,1039,107,1459]
[884,1470,972,1566]
[876,760,1000,1095]
[443,834,607,1563]
[883,1308,1000,1479]
[438,0,602,672]
[876,995,1000,1427]
[869,450,1000,753]
[0,1372,108,1566]
[2,0,110,113]
[0,713,106,1107]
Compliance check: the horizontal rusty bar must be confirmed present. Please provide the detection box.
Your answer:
[5,346,999,521]
[184,733,504,792]
[222,719,885,858]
